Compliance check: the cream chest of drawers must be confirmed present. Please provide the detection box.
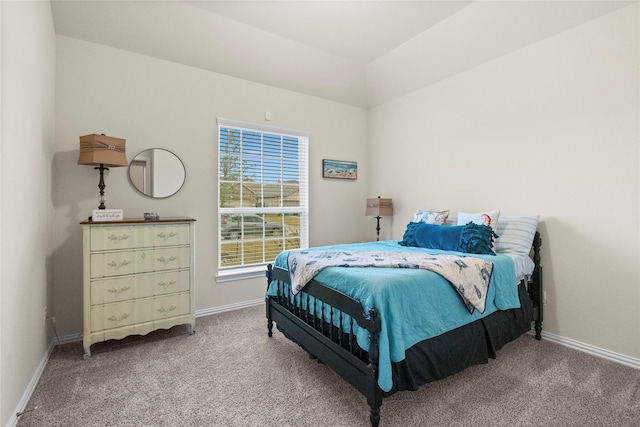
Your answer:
[81,218,195,358]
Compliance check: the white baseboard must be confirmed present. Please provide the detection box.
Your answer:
[540,330,640,370]
[6,338,57,427]
[195,298,264,317]
[55,331,83,345]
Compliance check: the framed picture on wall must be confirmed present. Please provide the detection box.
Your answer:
[322,159,357,180]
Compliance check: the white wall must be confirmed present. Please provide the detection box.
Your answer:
[369,5,639,359]
[53,36,370,336]
[0,1,56,426]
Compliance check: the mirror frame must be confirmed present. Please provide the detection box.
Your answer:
[128,148,186,199]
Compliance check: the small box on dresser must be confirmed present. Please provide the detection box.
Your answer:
[80,217,196,359]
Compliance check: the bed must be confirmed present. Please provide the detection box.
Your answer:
[265,213,543,426]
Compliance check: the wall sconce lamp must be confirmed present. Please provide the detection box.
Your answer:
[365,196,393,241]
[78,133,127,209]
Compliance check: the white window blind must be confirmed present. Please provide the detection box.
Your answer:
[217,118,309,278]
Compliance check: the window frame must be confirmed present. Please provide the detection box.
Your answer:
[216,117,310,282]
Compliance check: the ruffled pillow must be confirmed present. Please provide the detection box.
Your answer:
[399,222,421,247]
[400,222,497,255]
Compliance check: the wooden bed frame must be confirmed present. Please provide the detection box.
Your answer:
[266,232,542,427]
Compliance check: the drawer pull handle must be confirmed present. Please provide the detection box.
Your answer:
[107,286,131,295]
[157,305,177,316]
[157,232,177,241]
[107,313,130,324]
[107,234,130,243]
[107,260,131,269]
[157,280,177,289]
[157,256,177,265]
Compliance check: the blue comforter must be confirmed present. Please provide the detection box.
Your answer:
[266,240,520,392]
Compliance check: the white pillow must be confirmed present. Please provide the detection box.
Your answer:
[495,215,539,255]
[413,210,449,225]
[457,210,500,233]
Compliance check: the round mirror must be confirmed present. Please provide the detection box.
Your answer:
[129,149,186,198]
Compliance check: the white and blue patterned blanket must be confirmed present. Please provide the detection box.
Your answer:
[288,250,493,313]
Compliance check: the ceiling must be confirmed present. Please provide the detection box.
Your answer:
[51,1,633,108]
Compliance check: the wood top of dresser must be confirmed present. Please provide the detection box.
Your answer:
[80,217,195,225]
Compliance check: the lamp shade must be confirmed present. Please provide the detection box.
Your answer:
[366,197,393,217]
[78,134,127,167]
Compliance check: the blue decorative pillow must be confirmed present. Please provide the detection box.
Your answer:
[400,222,497,255]
[399,222,421,247]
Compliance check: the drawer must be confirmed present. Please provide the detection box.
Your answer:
[90,293,191,332]
[90,276,135,305]
[141,223,191,248]
[90,246,190,278]
[90,269,190,305]
[133,269,190,299]
[90,251,136,278]
[89,223,190,251]
[91,226,136,251]
[150,246,191,271]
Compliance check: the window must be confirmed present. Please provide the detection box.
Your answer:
[217,118,309,279]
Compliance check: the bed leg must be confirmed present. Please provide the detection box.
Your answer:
[367,307,383,427]
[534,320,542,340]
[265,265,274,338]
[369,408,380,427]
[265,297,273,338]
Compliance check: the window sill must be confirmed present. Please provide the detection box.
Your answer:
[216,265,268,283]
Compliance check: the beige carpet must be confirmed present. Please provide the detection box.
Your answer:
[17,305,640,426]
